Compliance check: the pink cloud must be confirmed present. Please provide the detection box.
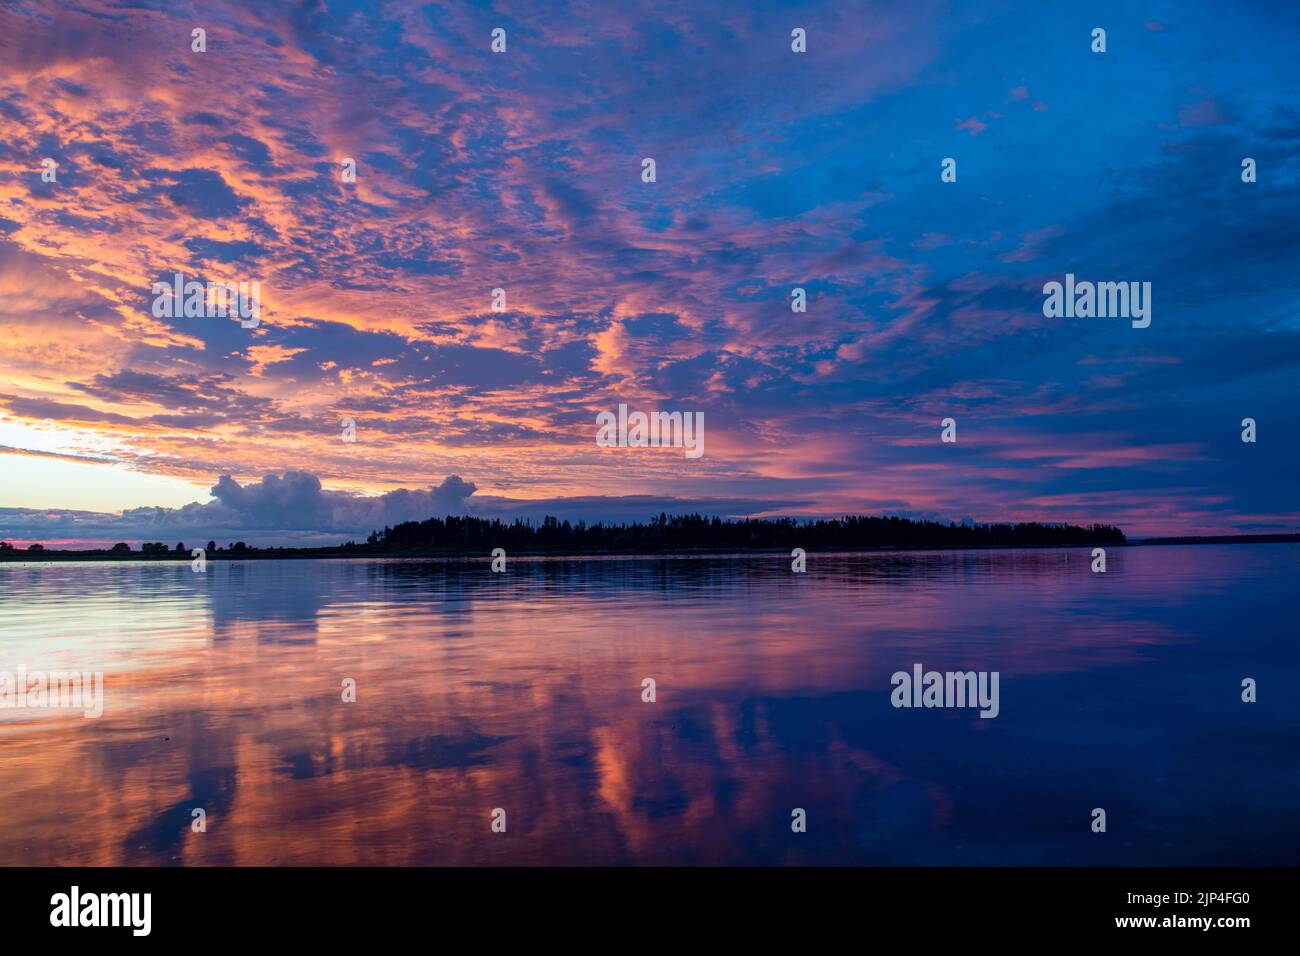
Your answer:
[1178,89,1229,127]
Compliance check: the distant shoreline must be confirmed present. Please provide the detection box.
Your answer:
[1,513,1128,561]
[2,533,1297,562]
[1129,533,1300,546]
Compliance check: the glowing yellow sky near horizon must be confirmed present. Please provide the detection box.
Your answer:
[1,453,212,512]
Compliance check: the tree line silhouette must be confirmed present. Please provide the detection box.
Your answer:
[366,513,1126,553]
[1,513,1126,560]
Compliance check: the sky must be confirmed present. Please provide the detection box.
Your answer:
[1,0,1298,546]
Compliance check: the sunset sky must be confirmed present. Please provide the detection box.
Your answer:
[2,0,1298,545]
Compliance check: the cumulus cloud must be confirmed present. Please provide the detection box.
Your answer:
[135,472,476,536]
[0,471,806,547]
[193,471,478,532]
[0,472,474,547]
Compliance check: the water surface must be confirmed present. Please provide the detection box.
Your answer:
[0,545,1296,865]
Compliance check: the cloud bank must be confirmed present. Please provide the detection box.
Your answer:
[0,471,811,547]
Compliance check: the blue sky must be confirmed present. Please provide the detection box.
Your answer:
[0,0,1298,544]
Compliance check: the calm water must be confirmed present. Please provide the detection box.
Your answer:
[0,545,1296,866]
